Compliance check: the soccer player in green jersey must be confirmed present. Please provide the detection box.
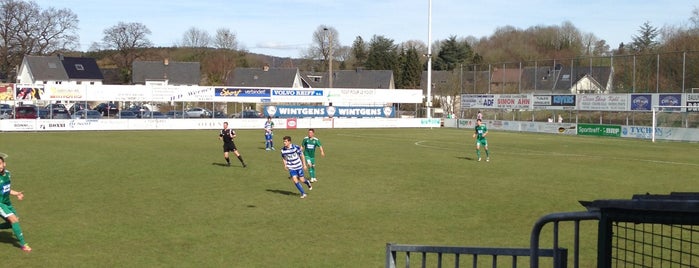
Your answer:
[473,119,490,162]
[301,129,325,183]
[0,155,32,252]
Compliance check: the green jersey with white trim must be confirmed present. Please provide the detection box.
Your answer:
[302,136,322,158]
[475,124,488,140]
[0,170,12,205]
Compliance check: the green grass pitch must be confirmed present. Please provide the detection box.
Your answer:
[1,128,697,267]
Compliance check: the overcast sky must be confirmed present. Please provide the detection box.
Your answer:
[34,0,698,58]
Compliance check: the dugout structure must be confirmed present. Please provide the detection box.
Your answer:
[581,193,699,268]
[388,193,699,268]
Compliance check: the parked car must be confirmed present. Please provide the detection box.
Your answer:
[165,110,187,119]
[0,104,12,119]
[213,111,228,118]
[94,103,119,116]
[185,107,212,118]
[234,110,264,118]
[117,110,138,119]
[71,109,102,119]
[43,103,71,119]
[69,103,92,114]
[37,108,51,119]
[140,111,167,119]
[126,106,150,118]
[50,110,71,119]
[45,103,68,113]
[13,105,38,119]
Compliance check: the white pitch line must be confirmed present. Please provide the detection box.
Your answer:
[414,140,456,150]
[413,140,699,167]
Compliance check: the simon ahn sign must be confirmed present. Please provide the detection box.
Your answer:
[265,105,394,118]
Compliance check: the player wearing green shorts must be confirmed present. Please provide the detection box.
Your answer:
[473,119,490,162]
[0,155,31,252]
[301,129,325,183]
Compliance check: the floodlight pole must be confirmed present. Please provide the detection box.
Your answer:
[652,106,657,143]
[324,27,333,89]
[426,0,433,118]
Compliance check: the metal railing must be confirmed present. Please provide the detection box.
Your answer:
[385,244,566,268]
[530,211,601,268]
[387,194,699,268]
[386,210,601,268]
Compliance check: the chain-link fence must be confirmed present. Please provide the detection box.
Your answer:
[434,51,699,95]
[427,51,699,127]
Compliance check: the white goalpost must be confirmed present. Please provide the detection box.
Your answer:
[651,105,699,142]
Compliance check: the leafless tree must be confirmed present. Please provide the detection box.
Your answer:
[213,28,238,50]
[581,32,598,56]
[180,27,210,48]
[691,6,699,30]
[0,0,78,81]
[305,25,339,71]
[593,39,610,56]
[100,21,152,83]
[401,39,427,55]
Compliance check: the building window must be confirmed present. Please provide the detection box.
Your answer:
[76,81,82,85]
[75,64,84,71]
[308,75,322,82]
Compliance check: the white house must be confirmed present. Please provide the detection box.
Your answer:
[16,55,104,86]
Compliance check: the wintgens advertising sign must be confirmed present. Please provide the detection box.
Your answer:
[264,105,394,118]
[577,124,621,137]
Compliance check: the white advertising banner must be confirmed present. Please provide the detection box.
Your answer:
[495,94,532,110]
[87,85,153,101]
[0,118,440,131]
[684,94,699,112]
[577,94,628,111]
[43,84,87,101]
[176,87,215,102]
[152,85,185,102]
[375,89,423,103]
[460,94,495,109]
[326,88,378,105]
[270,89,326,103]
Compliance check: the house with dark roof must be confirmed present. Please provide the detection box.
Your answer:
[16,55,104,85]
[421,65,613,94]
[227,66,395,90]
[520,65,613,94]
[302,69,395,89]
[227,65,304,88]
[420,70,490,95]
[491,68,523,86]
[132,59,201,86]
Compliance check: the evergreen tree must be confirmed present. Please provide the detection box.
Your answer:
[351,36,368,68]
[400,46,422,88]
[433,36,473,71]
[631,21,659,52]
[365,35,399,71]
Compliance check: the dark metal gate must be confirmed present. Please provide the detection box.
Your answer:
[582,192,699,268]
[386,193,699,268]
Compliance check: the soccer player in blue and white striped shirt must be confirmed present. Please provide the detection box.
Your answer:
[280,136,312,198]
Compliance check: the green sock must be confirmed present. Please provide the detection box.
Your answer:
[309,166,316,178]
[0,222,11,229]
[476,149,481,158]
[11,222,26,245]
[486,150,490,157]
